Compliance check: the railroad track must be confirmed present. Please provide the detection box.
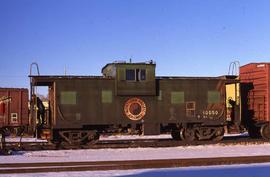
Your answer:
[3,136,269,152]
[1,155,270,174]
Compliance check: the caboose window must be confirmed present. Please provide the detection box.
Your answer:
[126,69,146,81]
[140,69,146,80]
[126,69,135,81]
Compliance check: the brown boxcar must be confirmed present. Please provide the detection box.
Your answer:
[240,63,270,138]
[30,62,239,144]
[0,88,29,133]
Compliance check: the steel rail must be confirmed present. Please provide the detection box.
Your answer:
[4,136,269,151]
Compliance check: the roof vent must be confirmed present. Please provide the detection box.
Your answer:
[113,60,126,64]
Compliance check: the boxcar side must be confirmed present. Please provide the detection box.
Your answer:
[240,63,270,139]
[0,88,28,133]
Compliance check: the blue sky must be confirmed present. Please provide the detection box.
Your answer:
[1,0,270,89]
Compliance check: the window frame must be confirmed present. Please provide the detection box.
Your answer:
[125,68,147,82]
[139,69,146,81]
[126,69,136,81]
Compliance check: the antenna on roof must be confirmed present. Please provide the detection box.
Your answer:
[147,60,155,64]
[64,66,67,76]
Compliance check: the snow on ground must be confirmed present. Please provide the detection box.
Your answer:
[1,142,270,164]
[2,133,269,177]
[5,137,47,143]
[5,134,172,142]
[1,163,270,177]
[100,134,172,140]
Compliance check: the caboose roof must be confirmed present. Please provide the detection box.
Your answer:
[101,61,156,73]
[29,75,113,86]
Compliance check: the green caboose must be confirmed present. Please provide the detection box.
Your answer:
[30,61,240,144]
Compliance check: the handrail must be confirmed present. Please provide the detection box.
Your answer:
[228,61,240,75]
[30,62,40,76]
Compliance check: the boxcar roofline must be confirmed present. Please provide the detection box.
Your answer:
[241,62,270,68]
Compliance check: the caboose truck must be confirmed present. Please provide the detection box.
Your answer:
[29,61,270,145]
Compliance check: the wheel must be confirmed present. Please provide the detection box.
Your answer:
[58,130,99,146]
[17,126,25,136]
[212,127,225,141]
[196,127,211,141]
[0,131,4,144]
[180,128,195,142]
[260,124,270,140]
[86,132,100,145]
[171,130,181,140]
[248,126,260,138]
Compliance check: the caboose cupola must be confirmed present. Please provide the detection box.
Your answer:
[102,61,156,96]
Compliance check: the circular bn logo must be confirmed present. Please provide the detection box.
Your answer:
[124,97,146,121]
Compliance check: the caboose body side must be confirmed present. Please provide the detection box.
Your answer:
[30,62,240,144]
